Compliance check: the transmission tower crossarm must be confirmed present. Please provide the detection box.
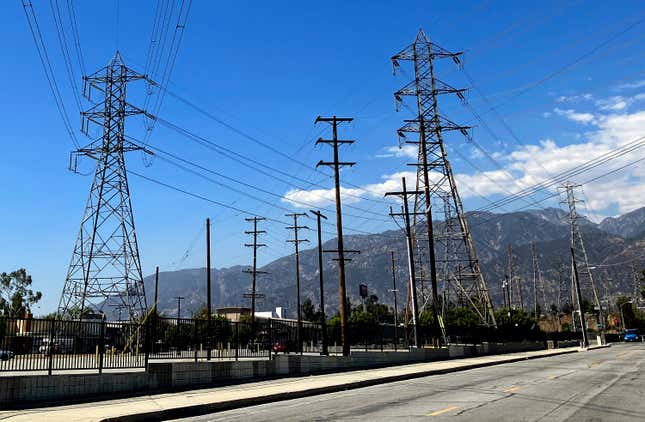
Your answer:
[391,28,496,329]
[59,52,148,320]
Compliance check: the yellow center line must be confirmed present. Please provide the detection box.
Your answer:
[503,385,521,393]
[428,406,459,416]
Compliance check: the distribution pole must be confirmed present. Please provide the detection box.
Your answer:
[175,296,184,325]
[153,266,159,315]
[390,251,399,350]
[507,245,523,310]
[243,217,267,329]
[310,210,329,355]
[315,115,355,356]
[571,248,589,348]
[386,177,423,348]
[205,219,212,359]
[530,241,540,317]
[286,213,309,354]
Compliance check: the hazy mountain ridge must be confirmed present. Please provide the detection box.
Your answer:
[598,207,645,238]
[144,207,645,318]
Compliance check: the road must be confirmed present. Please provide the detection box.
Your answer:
[176,343,645,421]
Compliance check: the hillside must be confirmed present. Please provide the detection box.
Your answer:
[144,207,645,319]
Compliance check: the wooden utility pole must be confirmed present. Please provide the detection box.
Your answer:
[386,177,422,348]
[310,210,329,355]
[243,217,267,329]
[315,115,355,356]
[530,241,540,317]
[286,212,308,354]
[571,247,588,348]
[175,296,184,325]
[390,251,399,350]
[153,266,159,315]
[205,219,212,359]
[507,245,523,310]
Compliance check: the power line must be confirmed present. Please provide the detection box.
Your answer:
[156,86,397,203]
[477,135,645,213]
[143,140,391,222]
[21,0,80,149]
[65,0,86,77]
[49,0,83,113]
[153,115,392,206]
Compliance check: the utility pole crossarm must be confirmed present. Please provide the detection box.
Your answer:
[243,216,268,327]
[314,115,355,356]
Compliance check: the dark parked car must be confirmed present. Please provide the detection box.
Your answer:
[0,349,14,361]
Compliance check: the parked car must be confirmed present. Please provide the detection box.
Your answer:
[0,349,14,361]
[272,339,296,354]
[624,328,639,342]
[38,337,74,354]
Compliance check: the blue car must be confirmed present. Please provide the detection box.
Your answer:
[624,328,639,342]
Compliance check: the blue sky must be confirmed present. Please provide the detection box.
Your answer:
[1,0,644,314]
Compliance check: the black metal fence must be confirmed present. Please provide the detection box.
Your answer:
[0,316,583,374]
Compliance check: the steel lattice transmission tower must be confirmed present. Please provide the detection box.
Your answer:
[391,29,496,327]
[560,182,604,331]
[58,52,149,319]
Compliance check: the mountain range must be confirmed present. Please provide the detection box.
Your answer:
[143,207,645,319]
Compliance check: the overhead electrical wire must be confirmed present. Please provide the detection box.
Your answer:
[49,0,83,113]
[65,0,86,77]
[153,115,393,208]
[21,0,80,149]
[143,142,391,222]
[476,135,645,213]
[155,86,397,204]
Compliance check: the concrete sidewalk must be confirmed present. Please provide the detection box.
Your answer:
[0,346,599,422]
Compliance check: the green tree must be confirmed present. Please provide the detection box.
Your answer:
[445,307,480,331]
[302,298,321,322]
[0,269,42,317]
[494,308,540,340]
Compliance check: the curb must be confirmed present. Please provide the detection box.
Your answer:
[103,348,591,422]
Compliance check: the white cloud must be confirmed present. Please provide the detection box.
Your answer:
[282,186,365,208]
[595,93,645,111]
[596,96,628,111]
[553,108,595,124]
[283,97,645,217]
[615,80,645,91]
[375,144,417,159]
[470,147,484,159]
[555,93,593,103]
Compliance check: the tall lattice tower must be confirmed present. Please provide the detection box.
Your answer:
[58,52,148,319]
[392,29,496,327]
[560,182,604,327]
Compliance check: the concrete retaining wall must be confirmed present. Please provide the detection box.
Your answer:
[0,341,546,408]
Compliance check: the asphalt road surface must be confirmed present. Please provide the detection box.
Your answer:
[175,343,645,421]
